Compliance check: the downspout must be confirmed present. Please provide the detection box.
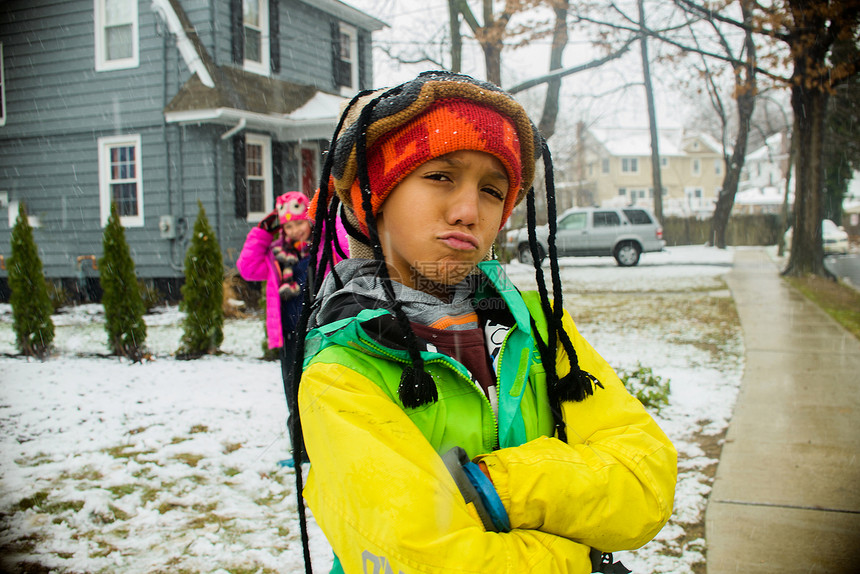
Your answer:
[215,138,222,248]
[221,118,246,140]
[219,119,247,261]
[155,3,184,273]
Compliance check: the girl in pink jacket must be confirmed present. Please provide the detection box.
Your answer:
[237,192,348,465]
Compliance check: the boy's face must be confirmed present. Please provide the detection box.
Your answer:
[376,150,509,296]
[283,220,311,242]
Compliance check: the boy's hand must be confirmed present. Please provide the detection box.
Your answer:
[259,209,280,233]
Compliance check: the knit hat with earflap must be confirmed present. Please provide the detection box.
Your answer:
[314,71,542,257]
[276,192,310,225]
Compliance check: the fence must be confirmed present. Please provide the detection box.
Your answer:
[662,214,783,246]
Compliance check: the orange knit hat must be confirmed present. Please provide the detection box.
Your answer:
[347,98,523,233]
[317,71,541,238]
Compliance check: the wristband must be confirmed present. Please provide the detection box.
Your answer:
[442,447,511,533]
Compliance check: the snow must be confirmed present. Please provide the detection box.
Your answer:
[0,245,742,573]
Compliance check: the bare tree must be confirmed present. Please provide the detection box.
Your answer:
[638,0,664,221]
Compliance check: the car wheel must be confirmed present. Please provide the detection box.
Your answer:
[518,243,545,265]
[614,241,641,266]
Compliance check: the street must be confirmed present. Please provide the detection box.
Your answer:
[825,253,860,290]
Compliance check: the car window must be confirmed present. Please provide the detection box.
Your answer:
[559,212,587,230]
[623,209,653,225]
[593,211,621,227]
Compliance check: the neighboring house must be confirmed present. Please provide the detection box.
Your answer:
[734,131,793,215]
[0,0,384,300]
[578,127,726,217]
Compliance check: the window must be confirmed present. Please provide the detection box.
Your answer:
[623,209,653,225]
[618,188,627,196]
[685,187,704,209]
[298,143,319,198]
[559,212,587,230]
[621,157,639,173]
[0,43,5,126]
[660,156,668,167]
[333,23,359,95]
[593,211,621,227]
[99,134,143,227]
[692,158,701,176]
[715,160,722,175]
[245,133,273,221]
[94,0,139,71]
[601,158,610,173]
[242,0,270,75]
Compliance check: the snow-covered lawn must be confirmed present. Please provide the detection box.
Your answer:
[0,245,742,574]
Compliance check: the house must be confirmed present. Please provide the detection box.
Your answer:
[734,131,792,215]
[0,0,384,300]
[577,127,727,217]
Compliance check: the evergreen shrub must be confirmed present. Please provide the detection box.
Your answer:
[8,202,55,357]
[100,203,147,359]
[137,279,163,313]
[45,280,72,312]
[178,201,224,357]
[617,364,671,413]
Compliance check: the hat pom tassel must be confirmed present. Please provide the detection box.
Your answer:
[398,365,438,408]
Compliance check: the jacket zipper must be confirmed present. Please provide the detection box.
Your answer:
[360,333,501,451]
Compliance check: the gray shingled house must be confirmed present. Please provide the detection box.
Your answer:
[0,0,383,300]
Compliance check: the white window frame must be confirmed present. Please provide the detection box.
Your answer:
[94,0,139,72]
[245,133,273,222]
[297,142,320,198]
[242,0,270,76]
[601,158,610,174]
[98,134,144,227]
[336,23,359,96]
[0,43,6,127]
[621,157,639,174]
[685,186,705,209]
[692,158,701,176]
[714,159,723,175]
[8,200,41,228]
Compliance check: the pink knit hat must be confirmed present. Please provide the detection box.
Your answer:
[276,192,310,225]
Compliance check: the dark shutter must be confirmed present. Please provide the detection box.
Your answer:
[357,31,365,91]
[272,141,285,199]
[330,21,348,89]
[234,136,248,219]
[231,0,243,64]
[269,0,280,73]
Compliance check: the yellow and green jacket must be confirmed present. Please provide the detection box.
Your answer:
[299,260,677,574]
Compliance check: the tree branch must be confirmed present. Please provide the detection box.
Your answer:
[506,35,639,93]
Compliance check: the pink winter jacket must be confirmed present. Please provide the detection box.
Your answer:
[236,227,285,349]
[236,218,349,349]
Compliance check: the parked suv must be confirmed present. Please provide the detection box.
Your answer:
[505,207,665,266]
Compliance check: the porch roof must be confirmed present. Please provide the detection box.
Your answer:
[164,67,346,141]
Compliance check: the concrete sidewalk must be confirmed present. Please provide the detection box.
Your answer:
[706,249,860,573]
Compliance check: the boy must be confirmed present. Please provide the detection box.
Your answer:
[294,71,677,574]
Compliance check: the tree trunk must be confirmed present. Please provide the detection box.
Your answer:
[638,0,663,222]
[777,127,795,257]
[710,88,754,248]
[784,85,830,277]
[448,0,462,72]
[538,0,569,140]
[709,0,756,249]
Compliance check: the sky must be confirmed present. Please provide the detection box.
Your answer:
[342,0,708,138]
